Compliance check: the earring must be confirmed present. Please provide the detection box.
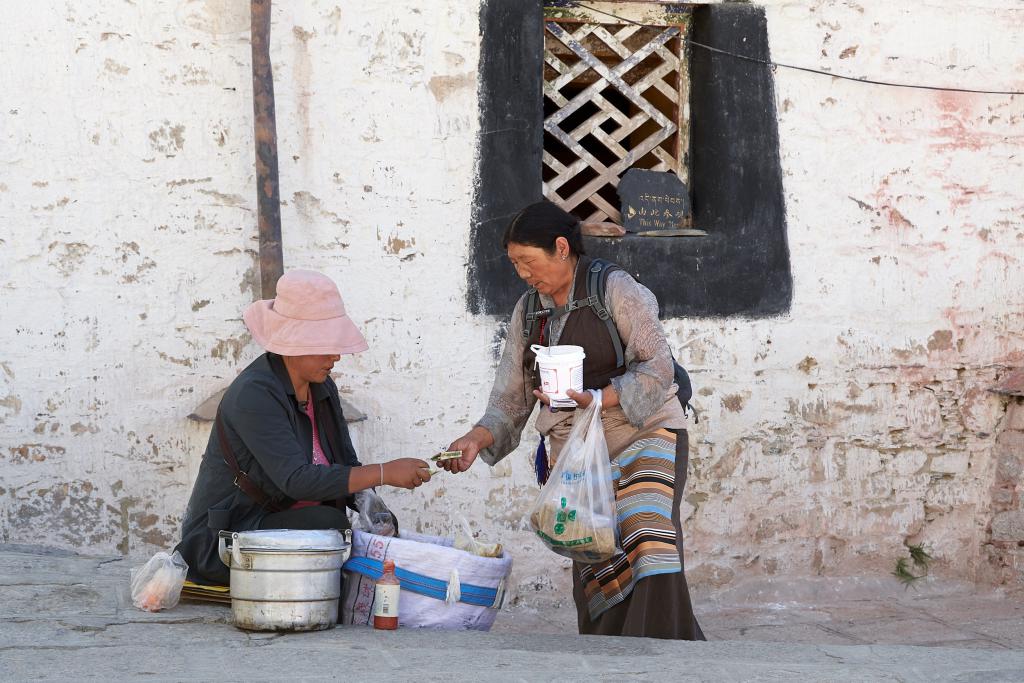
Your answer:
[561,253,567,261]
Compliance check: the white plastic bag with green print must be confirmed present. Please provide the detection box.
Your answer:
[528,390,620,563]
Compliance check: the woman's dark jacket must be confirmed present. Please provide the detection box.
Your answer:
[176,353,361,584]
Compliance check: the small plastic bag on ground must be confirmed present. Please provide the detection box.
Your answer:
[528,390,621,563]
[130,550,188,612]
[353,489,396,537]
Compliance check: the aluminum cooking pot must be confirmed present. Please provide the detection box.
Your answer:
[218,528,352,632]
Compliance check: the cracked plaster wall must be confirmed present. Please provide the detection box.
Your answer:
[0,0,1022,610]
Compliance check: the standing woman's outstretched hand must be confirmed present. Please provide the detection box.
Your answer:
[441,426,495,473]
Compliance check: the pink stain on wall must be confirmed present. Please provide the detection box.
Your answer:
[932,91,997,152]
[942,182,991,211]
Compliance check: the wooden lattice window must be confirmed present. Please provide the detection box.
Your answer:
[542,6,691,224]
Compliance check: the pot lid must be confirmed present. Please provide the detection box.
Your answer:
[232,528,348,551]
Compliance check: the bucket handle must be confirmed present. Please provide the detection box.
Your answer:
[529,344,546,369]
[218,530,234,568]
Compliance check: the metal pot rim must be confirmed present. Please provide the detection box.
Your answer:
[231,528,349,552]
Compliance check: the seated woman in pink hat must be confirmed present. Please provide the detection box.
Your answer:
[176,270,431,585]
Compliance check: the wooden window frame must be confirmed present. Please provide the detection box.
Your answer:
[542,3,692,225]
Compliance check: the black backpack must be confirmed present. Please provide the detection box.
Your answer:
[522,258,697,421]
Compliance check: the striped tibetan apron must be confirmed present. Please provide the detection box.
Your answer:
[577,428,681,620]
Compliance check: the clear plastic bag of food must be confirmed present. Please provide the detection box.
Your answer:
[130,550,188,612]
[528,390,620,563]
[353,489,397,537]
[453,515,503,558]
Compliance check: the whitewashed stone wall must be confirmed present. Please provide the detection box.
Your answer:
[1,0,1022,609]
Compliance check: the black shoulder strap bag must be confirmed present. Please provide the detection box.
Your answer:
[215,412,294,513]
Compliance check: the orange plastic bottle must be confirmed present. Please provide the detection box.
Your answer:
[373,559,400,630]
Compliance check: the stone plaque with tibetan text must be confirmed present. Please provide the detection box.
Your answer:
[618,169,691,231]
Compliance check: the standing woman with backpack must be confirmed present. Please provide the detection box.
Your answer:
[441,200,704,640]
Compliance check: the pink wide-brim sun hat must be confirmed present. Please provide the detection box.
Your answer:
[243,270,369,356]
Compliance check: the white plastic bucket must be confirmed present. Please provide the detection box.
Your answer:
[531,344,586,407]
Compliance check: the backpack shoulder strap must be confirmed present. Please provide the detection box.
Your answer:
[585,258,624,368]
[585,259,699,419]
[521,288,541,342]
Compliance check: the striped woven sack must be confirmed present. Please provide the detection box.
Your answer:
[341,529,512,631]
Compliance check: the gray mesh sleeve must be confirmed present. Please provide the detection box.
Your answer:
[604,270,675,427]
[475,294,539,466]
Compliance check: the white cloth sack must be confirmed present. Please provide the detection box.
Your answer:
[341,529,512,631]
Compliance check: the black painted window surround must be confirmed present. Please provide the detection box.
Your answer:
[471,2,792,319]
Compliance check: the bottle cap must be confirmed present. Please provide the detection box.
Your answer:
[383,559,395,572]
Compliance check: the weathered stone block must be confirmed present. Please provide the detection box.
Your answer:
[960,385,1004,434]
[991,511,1024,542]
[891,450,928,477]
[929,452,969,475]
[996,451,1023,482]
[1005,402,1024,431]
[991,487,1015,507]
[908,388,943,440]
[685,561,736,588]
[995,429,1024,459]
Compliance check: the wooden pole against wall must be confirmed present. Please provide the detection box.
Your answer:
[251,0,284,298]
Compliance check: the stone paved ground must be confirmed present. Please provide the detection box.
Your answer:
[493,574,1024,651]
[2,545,1023,681]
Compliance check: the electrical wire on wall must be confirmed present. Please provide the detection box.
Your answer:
[562,1,1024,97]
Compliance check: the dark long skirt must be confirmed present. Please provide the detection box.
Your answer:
[260,504,351,531]
[572,428,704,640]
